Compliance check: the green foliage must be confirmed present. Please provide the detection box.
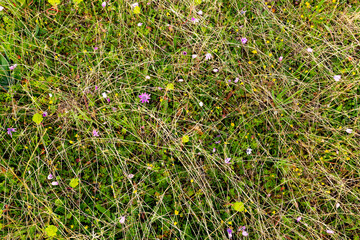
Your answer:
[232,202,244,212]
[69,178,79,188]
[48,0,60,6]
[45,225,58,237]
[32,113,43,125]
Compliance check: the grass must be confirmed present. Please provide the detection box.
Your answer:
[1,0,360,239]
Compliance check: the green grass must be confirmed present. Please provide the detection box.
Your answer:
[1,0,360,239]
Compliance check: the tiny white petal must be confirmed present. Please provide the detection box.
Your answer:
[102,2,106,7]
[48,174,54,180]
[192,54,198,59]
[213,68,219,73]
[178,79,184,82]
[345,128,353,134]
[145,75,150,79]
[307,48,313,53]
[197,10,203,15]
[0,6,4,11]
[335,203,340,209]
[137,22,143,26]
[199,102,204,107]
[333,75,341,82]
[120,216,126,224]
[51,181,59,186]
[131,3,138,8]
[49,93,53,97]
[102,92,108,98]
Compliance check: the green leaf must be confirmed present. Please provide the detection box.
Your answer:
[48,0,60,6]
[69,178,79,188]
[45,225,58,237]
[166,83,174,91]
[133,6,140,14]
[73,0,82,5]
[194,0,202,5]
[182,135,189,143]
[232,201,244,212]
[32,113,43,125]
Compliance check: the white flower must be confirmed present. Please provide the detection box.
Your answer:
[47,174,54,180]
[128,174,134,179]
[199,102,204,107]
[246,148,252,155]
[119,216,126,224]
[345,128,353,134]
[234,78,239,83]
[333,75,341,82]
[192,54,198,59]
[213,68,219,73]
[205,53,212,60]
[49,93,53,97]
[0,6,4,11]
[178,79,184,82]
[51,181,59,186]
[197,10,203,15]
[102,92,108,98]
[131,2,138,8]
[335,203,340,209]
[137,22,143,26]
[102,2,106,7]
[145,75,150,79]
[306,48,313,53]
[9,64,17,70]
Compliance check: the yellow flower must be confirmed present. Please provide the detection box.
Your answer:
[175,210,179,215]
[252,50,257,54]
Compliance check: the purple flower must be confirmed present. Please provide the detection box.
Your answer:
[93,129,99,137]
[48,174,54,180]
[246,148,252,155]
[95,85,98,90]
[225,158,231,164]
[107,98,111,103]
[191,18,199,23]
[296,217,302,223]
[9,64,17,70]
[307,48,313,53]
[234,78,239,83]
[139,92,151,103]
[238,226,248,236]
[241,37,248,44]
[227,228,232,238]
[42,112,48,117]
[7,128,16,137]
[242,231,249,236]
[215,140,221,144]
[182,51,187,55]
[213,148,216,153]
[94,47,98,50]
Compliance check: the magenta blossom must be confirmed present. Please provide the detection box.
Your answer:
[227,228,232,238]
[9,64,17,70]
[241,37,248,44]
[93,129,99,137]
[7,128,16,137]
[296,217,302,223]
[139,92,151,103]
[279,56,283,62]
[225,158,231,164]
[48,174,54,180]
[42,112,48,117]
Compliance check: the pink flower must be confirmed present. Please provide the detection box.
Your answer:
[241,37,248,44]
[94,47,98,50]
[51,181,59,186]
[307,48,313,53]
[333,75,341,82]
[242,231,249,236]
[42,112,48,117]
[191,18,199,23]
[279,56,283,62]
[47,174,54,180]
[102,2,106,7]
[9,64,17,70]
[139,92,151,103]
[120,216,126,224]
[128,174,134,179]
[205,53,212,60]
[296,217,301,222]
[234,78,239,83]
[225,158,231,164]
[6,128,16,137]
[326,230,334,234]
[93,129,99,137]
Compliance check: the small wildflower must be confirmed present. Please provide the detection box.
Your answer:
[175,210,179,215]
[197,10,203,15]
[131,3,138,8]
[9,64,17,70]
[242,231,249,237]
[213,148,216,153]
[51,181,59,186]
[137,22,143,26]
[182,51,187,55]
[205,53,212,60]
[139,93,151,103]
[0,6,4,11]
[334,75,341,82]
[234,78,239,83]
[119,216,126,224]
[225,158,231,164]
[92,129,99,137]
[296,217,302,223]
[191,18,199,23]
[49,93,53,97]
[178,79,184,82]
[145,75,150,79]
[102,92,108,98]
[42,112,48,117]
[326,230,334,234]
[227,228,232,238]
[336,203,340,209]
[102,2,106,7]
[7,128,16,137]
[192,54,198,59]
[345,128,353,134]
[47,174,54,180]
[199,102,204,107]
[213,68,219,73]
[307,48,313,53]
[94,47,98,50]
[107,98,111,103]
[240,10,246,14]
[241,37,248,44]
[215,140,221,144]
[279,56,283,62]
[246,148,252,155]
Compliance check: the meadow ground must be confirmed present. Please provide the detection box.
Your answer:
[1,0,360,239]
